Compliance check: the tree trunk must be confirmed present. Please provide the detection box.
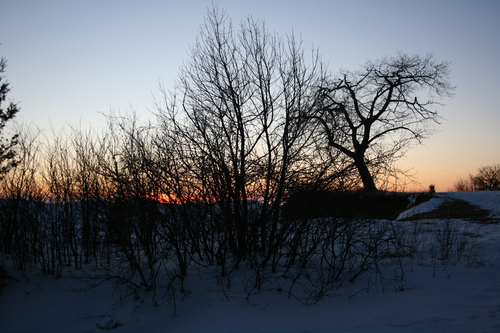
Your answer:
[354,156,377,191]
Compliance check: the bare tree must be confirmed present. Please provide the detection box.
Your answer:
[453,176,474,192]
[311,53,454,191]
[470,164,500,191]
[155,6,331,267]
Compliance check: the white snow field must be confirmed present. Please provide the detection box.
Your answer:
[1,191,500,333]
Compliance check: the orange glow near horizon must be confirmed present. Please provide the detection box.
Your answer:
[148,193,181,204]
[0,188,205,204]
[146,192,210,204]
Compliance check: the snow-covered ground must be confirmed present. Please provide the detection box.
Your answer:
[1,191,500,333]
[446,191,500,217]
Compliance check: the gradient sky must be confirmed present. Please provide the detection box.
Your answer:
[1,0,499,191]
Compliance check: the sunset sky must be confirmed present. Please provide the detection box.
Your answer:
[1,0,499,192]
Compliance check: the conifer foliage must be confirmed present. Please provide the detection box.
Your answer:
[0,57,19,177]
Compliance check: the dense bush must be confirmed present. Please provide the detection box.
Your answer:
[283,190,432,220]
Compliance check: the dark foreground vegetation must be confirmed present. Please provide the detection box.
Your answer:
[0,188,483,305]
[283,190,434,220]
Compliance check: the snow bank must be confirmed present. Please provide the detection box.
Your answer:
[396,195,447,220]
[397,191,500,220]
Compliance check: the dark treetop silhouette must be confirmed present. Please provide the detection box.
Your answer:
[310,53,454,191]
[0,56,20,177]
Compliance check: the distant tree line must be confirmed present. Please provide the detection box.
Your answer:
[454,164,500,191]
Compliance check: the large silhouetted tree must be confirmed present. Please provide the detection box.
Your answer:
[0,57,20,177]
[156,6,332,262]
[312,53,454,191]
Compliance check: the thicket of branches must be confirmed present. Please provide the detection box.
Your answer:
[0,8,465,305]
[0,120,481,305]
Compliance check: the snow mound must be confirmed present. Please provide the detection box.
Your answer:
[397,191,500,220]
[396,196,447,220]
